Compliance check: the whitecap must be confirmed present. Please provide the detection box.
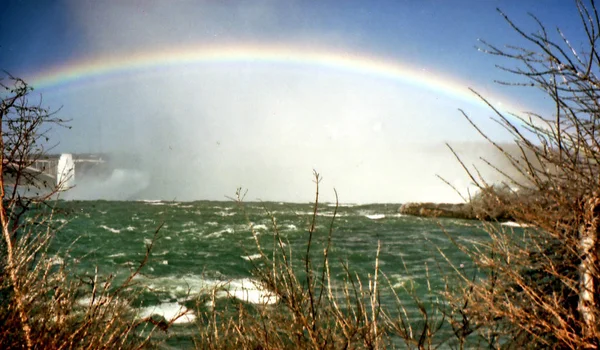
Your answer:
[365,214,386,220]
[180,227,200,234]
[226,278,278,305]
[389,274,413,289]
[77,296,101,307]
[205,232,222,239]
[133,275,277,306]
[327,203,356,208]
[252,224,268,231]
[138,274,219,296]
[47,256,64,265]
[141,200,166,205]
[206,227,234,238]
[99,225,121,233]
[77,295,125,308]
[501,221,532,228]
[138,302,196,324]
[241,253,262,261]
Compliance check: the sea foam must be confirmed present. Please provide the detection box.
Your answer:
[139,274,278,306]
[99,225,121,233]
[138,302,196,324]
[224,278,278,305]
[206,227,234,238]
[365,214,386,220]
[241,253,262,261]
[252,224,268,231]
[501,221,532,228]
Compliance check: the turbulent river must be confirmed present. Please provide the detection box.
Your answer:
[49,200,498,347]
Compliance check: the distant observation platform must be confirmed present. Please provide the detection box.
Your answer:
[2,153,107,188]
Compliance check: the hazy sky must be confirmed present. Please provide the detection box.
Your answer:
[0,1,586,202]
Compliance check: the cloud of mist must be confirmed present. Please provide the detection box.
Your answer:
[42,1,518,203]
[47,65,515,203]
[64,169,151,200]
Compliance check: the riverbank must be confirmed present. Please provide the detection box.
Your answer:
[399,202,512,221]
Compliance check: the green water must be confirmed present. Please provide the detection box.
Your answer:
[49,200,491,345]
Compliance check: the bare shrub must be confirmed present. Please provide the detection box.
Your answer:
[467,184,516,221]
[191,172,389,349]
[191,172,465,349]
[445,1,600,348]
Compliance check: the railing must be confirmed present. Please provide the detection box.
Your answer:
[1,154,106,182]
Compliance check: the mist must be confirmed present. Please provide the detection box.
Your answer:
[34,1,522,203]
[44,64,516,203]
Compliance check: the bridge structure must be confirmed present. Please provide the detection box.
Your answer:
[2,153,107,189]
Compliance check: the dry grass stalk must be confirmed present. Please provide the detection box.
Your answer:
[190,171,474,349]
[190,171,402,349]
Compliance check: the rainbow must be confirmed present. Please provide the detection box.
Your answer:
[28,44,503,110]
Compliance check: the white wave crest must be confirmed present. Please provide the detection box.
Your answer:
[134,275,277,306]
[365,214,385,220]
[252,224,268,231]
[225,278,278,305]
[138,302,196,324]
[47,256,64,266]
[241,253,262,261]
[99,225,121,233]
[206,227,234,238]
[501,221,532,228]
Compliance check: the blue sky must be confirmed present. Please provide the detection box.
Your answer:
[1,1,582,82]
[0,1,588,202]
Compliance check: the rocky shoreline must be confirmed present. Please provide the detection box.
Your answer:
[399,202,512,221]
[399,202,476,220]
